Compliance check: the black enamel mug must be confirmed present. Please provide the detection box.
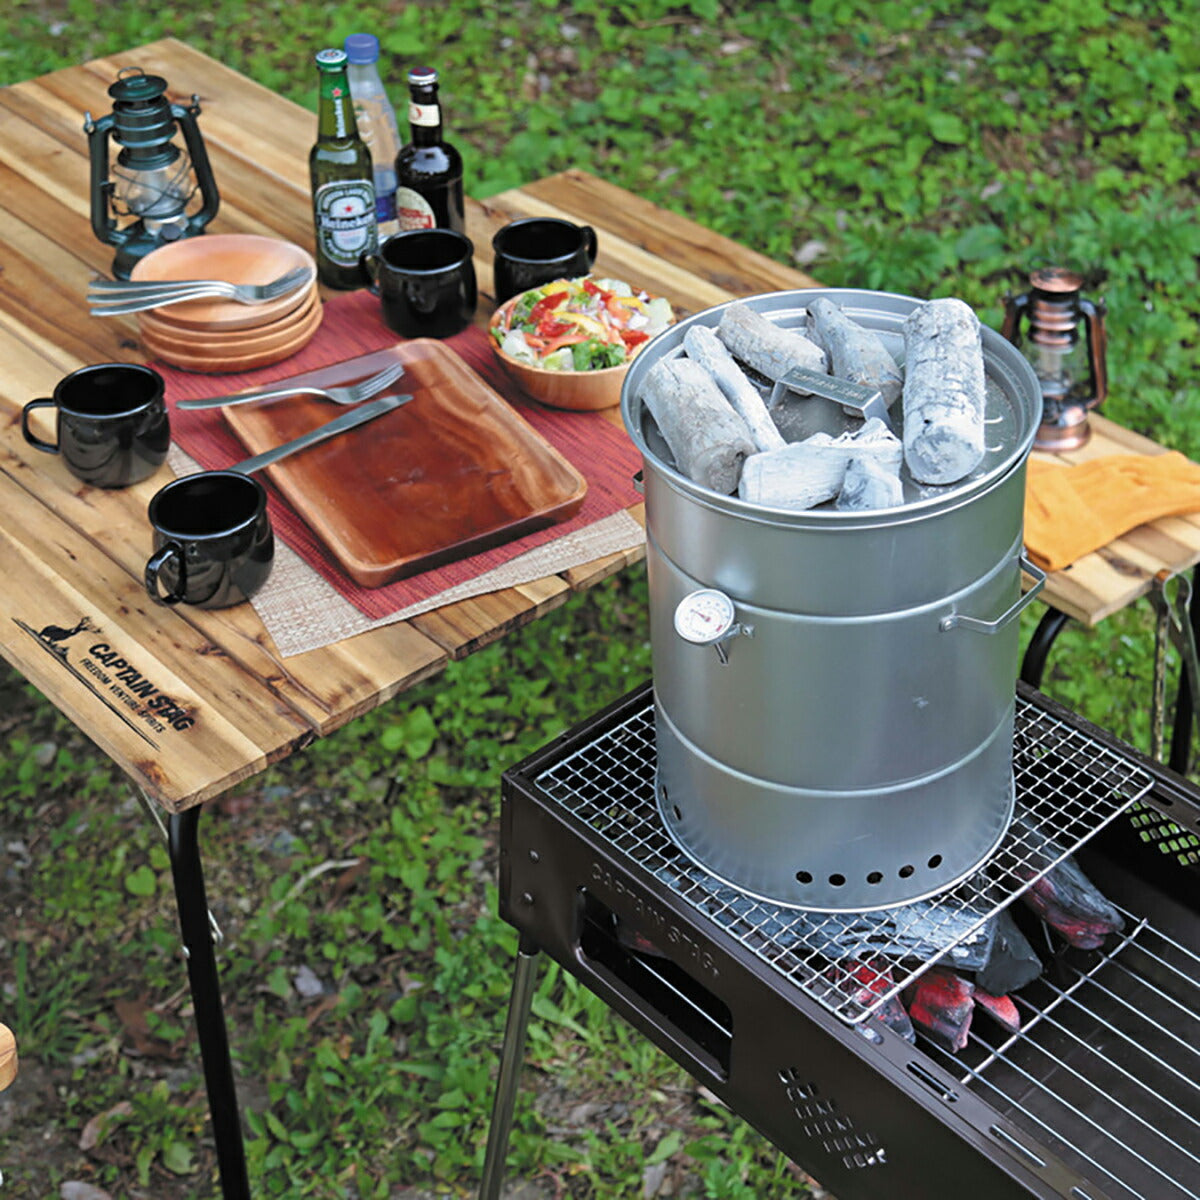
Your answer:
[491,217,599,303]
[360,228,477,339]
[144,471,274,609]
[22,363,170,488]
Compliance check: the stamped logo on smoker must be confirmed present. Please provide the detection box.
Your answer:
[12,614,197,748]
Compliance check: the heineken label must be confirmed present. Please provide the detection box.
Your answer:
[394,186,436,230]
[314,180,376,265]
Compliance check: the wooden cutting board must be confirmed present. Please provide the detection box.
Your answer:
[223,341,588,587]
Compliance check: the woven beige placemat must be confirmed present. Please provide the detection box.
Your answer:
[167,447,645,657]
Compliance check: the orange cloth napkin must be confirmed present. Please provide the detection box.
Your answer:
[1024,451,1200,571]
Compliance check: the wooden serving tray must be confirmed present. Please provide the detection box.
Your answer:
[223,341,588,587]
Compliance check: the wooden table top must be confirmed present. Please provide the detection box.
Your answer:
[0,38,817,813]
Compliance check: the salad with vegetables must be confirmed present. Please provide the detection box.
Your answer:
[491,276,674,372]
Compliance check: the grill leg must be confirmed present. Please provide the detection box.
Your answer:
[478,936,541,1200]
[1020,607,1071,688]
[169,806,250,1200]
[1168,567,1200,774]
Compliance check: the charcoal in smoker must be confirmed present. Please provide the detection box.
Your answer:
[1011,813,1125,950]
[638,356,756,494]
[974,989,1021,1034]
[836,454,905,511]
[806,296,903,409]
[682,324,786,452]
[738,417,902,511]
[975,908,1043,996]
[901,297,987,485]
[905,967,975,1052]
[715,302,828,400]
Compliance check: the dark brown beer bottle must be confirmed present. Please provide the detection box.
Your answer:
[309,48,377,288]
[393,67,465,234]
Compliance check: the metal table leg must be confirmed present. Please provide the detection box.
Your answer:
[1020,607,1072,688]
[169,806,250,1200]
[478,936,541,1200]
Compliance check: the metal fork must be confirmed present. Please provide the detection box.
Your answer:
[88,265,313,315]
[175,362,407,411]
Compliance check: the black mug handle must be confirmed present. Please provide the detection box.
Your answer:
[21,398,59,454]
[359,251,382,296]
[580,224,598,267]
[145,542,186,605]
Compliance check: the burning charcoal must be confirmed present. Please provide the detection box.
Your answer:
[901,298,987,485]
[738,418,902,511]
[715,302,828,399]
[826,958,916,1043]
[806,296,903,410]
[639,357,756,494]
[836,454,905,511]
[976,908,1043,996]
[974,989,1021,1034]
[905,967,975,1052]
[682,324,786,453]
[1011,814,1126,950]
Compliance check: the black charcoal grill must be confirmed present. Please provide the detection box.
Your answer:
[477,681,1200,1200]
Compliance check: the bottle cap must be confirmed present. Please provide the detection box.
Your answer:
[408,66,439,87]
[314,48,348,70]
[344,34,381,64]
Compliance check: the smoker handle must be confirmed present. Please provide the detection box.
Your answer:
[939,557,1046,634]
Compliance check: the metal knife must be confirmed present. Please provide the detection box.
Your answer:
[228,394,411,475]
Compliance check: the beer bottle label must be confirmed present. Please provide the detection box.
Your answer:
[408,102,440,128]
[394,186,436,230]
[314,180,376,265]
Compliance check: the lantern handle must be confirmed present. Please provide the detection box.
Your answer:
[171,97,220,234]
[1079,295,1108,409]
[82,110,130,249]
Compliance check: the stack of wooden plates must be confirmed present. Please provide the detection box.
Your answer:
[132,234,321,373]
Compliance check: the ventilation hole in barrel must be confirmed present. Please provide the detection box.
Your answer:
[866,871,883,885]
[671,804,682,822]
[796,870,813,885]
[898,864,915,879]
[927,854,943,869]
[829,873,846,888]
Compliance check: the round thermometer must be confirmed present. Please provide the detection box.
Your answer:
[674,588,736,645]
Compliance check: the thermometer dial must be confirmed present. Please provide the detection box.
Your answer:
[674,589,736,645]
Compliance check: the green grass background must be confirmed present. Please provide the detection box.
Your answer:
[2,1,1199,1196]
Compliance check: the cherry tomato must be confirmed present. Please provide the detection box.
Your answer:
[529,291,568,323]
[620,328,650,349]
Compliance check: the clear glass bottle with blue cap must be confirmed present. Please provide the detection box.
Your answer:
[343,33,402,238]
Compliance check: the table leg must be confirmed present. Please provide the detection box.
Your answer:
[1020,607,1072,688]
[168,806,250,1200]
[478,936,541,1200]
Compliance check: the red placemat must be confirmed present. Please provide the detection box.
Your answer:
[155,290,643,620]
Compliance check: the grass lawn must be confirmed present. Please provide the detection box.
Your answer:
[2,1,1199,1196]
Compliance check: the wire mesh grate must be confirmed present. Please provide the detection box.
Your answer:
[534,695,1157,1024]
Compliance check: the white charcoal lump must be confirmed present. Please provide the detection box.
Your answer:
[682,324,786,452]
[837,455,905,511]
[738,417,902,511]
[715,302,828,399]
[902,298,987,485]
[639,356,757,494]
[806,296,903,409]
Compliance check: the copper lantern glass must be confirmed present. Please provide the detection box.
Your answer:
[1002,267,1108,451]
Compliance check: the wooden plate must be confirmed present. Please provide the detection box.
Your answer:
[141,298,323,373]
[138,291,320,354]
[222,342,589,587]
[131,235,316,331]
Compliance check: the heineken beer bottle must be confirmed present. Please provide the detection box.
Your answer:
[309,48,377,288]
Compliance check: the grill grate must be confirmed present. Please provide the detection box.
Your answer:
[535,695,1157,1025]
[925,908,1200,1200]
